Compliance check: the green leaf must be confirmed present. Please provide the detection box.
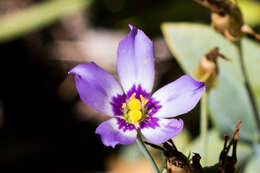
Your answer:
[183,130,252,167]
[0,0,92,43]
[244,144,260,172]
[243,39,260,110]
[161,22,260,142]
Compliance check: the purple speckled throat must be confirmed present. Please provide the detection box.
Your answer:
[110,85,161,131]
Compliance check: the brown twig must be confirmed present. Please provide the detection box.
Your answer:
[146,139,193,173]
[218,120,242,173]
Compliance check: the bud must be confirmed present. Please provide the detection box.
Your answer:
[195,47,230,90]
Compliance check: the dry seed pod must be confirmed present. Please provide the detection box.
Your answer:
[241,25,260,41]
[145,121,242,173]
[211,3,244,41]
[191,153,204,173]
[195,47,230,90]
[145,140,192,173]
[195,55,217,89]
[194,0,244,41]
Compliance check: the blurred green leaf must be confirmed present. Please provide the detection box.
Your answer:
[243,39,260,111]
[120,144,144,161]
[161,23,260,142]
[0,0,92,43]
[238,0,260,26]
[171,128,191,150]
[244,143,260,172]
[186,130,223,166]
[183,130,252,167]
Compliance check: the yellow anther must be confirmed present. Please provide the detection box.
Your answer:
[129,98,141,110]
[140,95,148,105]
[129,110,142,124]
[129,93,136,100]
[122,103,127,109]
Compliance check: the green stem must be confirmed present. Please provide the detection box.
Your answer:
[200,92,208,139]
[200,92,208,165]
[136,132,160,173]
[236,41,260,133]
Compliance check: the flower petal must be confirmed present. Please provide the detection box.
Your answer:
[141,118,183,144]
[95,118,137,147]
[69,62,123,116]
[152,75,205,118]
[117,25,154,93]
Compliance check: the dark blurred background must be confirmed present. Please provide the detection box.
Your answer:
[0,0,259,172]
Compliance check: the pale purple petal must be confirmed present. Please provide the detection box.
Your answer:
[95,118,137,147]
[141,118,183,144]
[69,62,123,116]
[117,25,154,93]
[152,75,205,118]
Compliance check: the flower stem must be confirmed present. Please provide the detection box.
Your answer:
[200,92,208,139]
[235,41,260,133]
[136,132,160,173]
[200,92,208,165]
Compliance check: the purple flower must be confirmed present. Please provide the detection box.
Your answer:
[69,25,205,147]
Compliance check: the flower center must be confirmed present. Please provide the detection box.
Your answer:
[122,93,148,125]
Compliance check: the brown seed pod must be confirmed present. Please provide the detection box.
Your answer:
[241,25,260,42]
[194,0,244,41]
[195,47,230,90]
[211,3,244,41]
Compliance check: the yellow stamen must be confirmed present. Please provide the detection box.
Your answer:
[129,110,142,124]
[129,93,136,100]
[140,95,148,105]
[129,98,141,110]
[122,103,127,109]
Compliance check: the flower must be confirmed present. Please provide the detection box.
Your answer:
[69,25,205,147]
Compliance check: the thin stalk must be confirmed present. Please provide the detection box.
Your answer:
[200,92,208,165]
[235,41,260,132]
[136,132,160,173]
[200,92,208,139]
